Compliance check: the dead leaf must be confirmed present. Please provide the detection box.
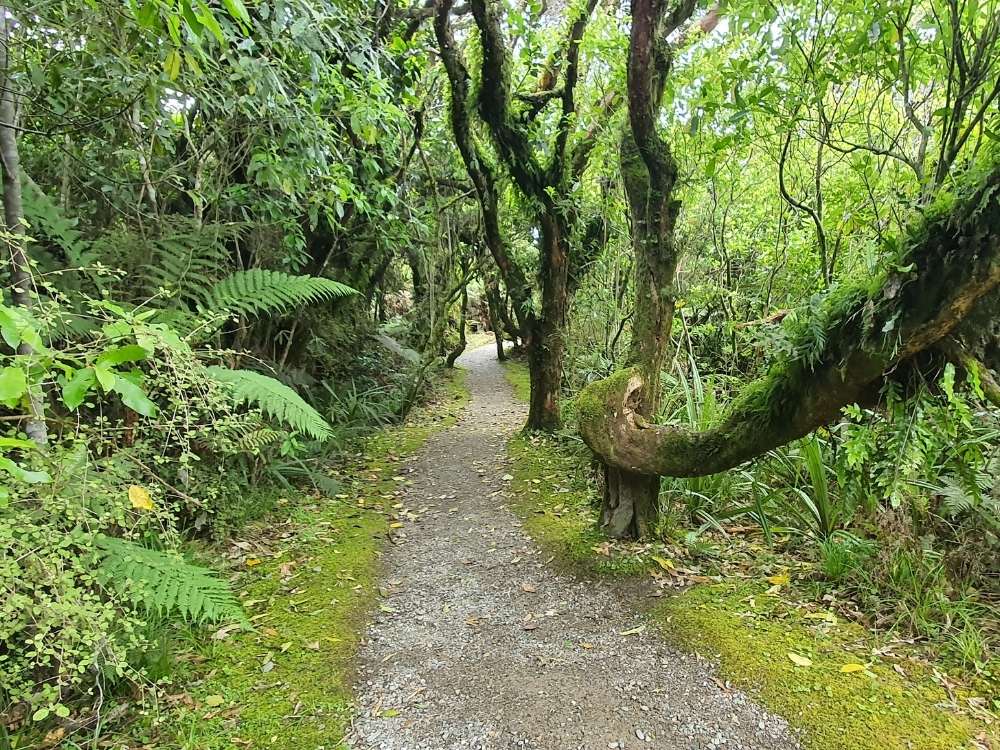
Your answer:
[520,582,537,593]
[619,625,646,636]
[651,555,674,571]
[787,652,812,667]
[245,558,262,567]
[204,695,225,707]
[766,573,790,586]
[840,663,866,673]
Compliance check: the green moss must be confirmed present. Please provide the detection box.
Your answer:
[506,423,996,750]
[136,370,470,750]
[507,433,653,577]
[655,584,989,750]
[502,358,531,403]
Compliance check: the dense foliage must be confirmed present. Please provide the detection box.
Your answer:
[1,0,997,742]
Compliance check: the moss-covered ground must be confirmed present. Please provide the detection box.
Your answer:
[501,358,997,750]
[129,370,469,750]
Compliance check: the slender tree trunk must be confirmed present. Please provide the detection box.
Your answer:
[445,280,468,367]
[0,10,46,447]
[485,282,507,361]
[525,215,570,431]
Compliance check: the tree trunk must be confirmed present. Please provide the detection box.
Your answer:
[594,0,692,536]
[445,274,468,368]
[0,9,47,447]
[525,215,570,431]
[485,282,507,361]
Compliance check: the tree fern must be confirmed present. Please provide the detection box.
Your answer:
[94,535,247,625]
[206,366,333,440]
[205,269,356,319]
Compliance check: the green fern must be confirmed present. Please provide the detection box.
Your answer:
[234,427,287,454]
[205,269,356,319]
[94,535,247,625]
[206,366,333,440]
[137,219,240,308]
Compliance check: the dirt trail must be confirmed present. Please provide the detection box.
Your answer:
[348,345,799,750]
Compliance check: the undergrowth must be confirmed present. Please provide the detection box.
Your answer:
[501,359,998,750]
[110,370,470,750]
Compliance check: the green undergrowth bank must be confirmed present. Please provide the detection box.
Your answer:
[500,359,994,750]
[128,370,469,750]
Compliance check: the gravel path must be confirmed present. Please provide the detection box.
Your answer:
[348,345,799,750]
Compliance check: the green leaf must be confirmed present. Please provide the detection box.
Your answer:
[222,0,251,26]
[136,0,159,28]
[0,366,27,406]
[112,378,158,417]
[62,368,97,410]
[164,48,183,80]
[96,344,149,367]
[0,456,52,484]
[93,363,116,391]
[197,1,226,44]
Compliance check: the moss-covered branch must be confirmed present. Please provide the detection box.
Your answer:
[579,158,1000,478]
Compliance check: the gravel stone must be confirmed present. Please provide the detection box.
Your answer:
[347,345,800,750]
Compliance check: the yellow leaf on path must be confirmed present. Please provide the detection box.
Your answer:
[787,652,813,667]
[128,485,154,510]
[840,663,866,673]
[390,522,404,529]
[651,555,674,571]
[619,625,646,636]
[246,558,261,567]
[766,573,790,586]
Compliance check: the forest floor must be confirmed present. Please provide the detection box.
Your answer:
[346,345,799,749]
[133,344,996,750]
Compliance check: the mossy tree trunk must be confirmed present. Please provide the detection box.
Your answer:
[579,159,1000,482]
[438,0,606,432]
[599,0,698,538]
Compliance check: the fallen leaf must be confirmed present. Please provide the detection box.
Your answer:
[579,642,594,649]
[520,582,537,593]
[766,573,790,586]
[619,625,646,636]
[651,555,674,571]
[246,558,262,567]
[128,485,154,510]
[390,522,404,529]
[840,663,866,673]
[501,473,514,481]
[787,652,812,667]
[305,641,321,651]
[204,695,224,707]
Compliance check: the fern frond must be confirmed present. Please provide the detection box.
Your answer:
[234,427,287,454]
[138,219,240,308]
[206,366,333,440]
[94,535,246,625]
[205,269,357,319]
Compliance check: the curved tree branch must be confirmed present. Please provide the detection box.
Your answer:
[580,159,1000,478]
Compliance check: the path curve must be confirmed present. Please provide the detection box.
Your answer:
[348,345,798,750]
